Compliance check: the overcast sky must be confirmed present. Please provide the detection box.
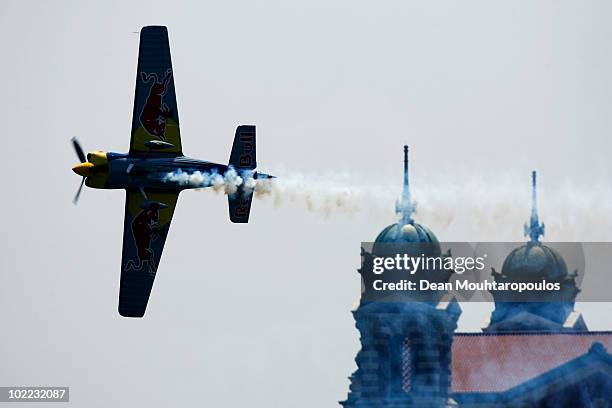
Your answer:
[1,1,611,407]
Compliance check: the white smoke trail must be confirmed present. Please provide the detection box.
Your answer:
[163,168,253,196]
[252,172,393,218]
[164,168,612,241]
[253,168,612,241]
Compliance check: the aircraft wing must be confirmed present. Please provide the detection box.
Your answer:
[130,26,182,156]
[118,188,179,317]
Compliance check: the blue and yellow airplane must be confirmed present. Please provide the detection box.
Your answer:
[71,26,273,318]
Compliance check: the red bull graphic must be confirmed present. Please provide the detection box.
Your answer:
[238,132,255,167]
[125,207,161,275]
[139,69,173,140]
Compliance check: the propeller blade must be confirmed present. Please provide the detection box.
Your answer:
[73,177,85,205]
[71,137,86,163]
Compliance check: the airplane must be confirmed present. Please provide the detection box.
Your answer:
[71,26,274,318]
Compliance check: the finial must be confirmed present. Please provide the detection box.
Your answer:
[395,145,416,225]
[524,170,545,243]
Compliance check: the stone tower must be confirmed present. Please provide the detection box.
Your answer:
[485,171,586,332]
[341,146,460,408]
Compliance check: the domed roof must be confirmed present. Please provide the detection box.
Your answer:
[501,242,568,280]
[373,145,441,256]
[375,221,439,244]
[500,170,569,280]
[375,146,439,245]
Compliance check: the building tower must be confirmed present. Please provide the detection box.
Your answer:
[341,146,460,408]
[524,170,546,243]
[485,171,586,332]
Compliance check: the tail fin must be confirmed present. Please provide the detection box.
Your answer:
[228,125,256,223]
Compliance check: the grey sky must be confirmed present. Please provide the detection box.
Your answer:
[1,1,611,407]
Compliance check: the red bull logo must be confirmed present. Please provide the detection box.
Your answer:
[125,207,160,275]
[234,195,251,218]
[238,132,255,167]
[139,69,173,140]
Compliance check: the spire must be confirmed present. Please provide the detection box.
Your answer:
[524,170,545,243]
[395,145,416,225]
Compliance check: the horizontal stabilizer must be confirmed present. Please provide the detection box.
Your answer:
[229,125,256,169]
[228,188,253,223]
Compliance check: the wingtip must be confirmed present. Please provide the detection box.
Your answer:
[141,25,168,33]
[118,306,146,318]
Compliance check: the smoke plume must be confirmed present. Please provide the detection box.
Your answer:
[164,168,254,196]
[164,168,612,241]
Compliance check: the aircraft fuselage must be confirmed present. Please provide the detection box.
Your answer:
[75,151,268,193]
